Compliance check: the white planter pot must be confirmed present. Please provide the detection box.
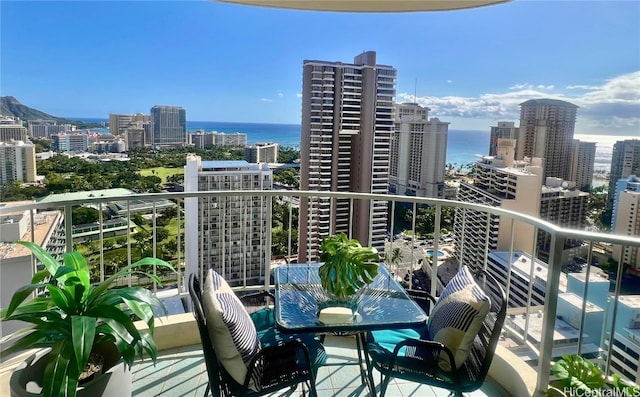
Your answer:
[9,343,132,397]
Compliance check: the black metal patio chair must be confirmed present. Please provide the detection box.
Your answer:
[189,273,327,397]
[365,266,507,397]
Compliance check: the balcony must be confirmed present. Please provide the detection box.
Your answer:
[1,190,639,396]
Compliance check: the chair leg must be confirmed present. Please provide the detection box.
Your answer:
[204,383,210,397]
[379,375,392,397]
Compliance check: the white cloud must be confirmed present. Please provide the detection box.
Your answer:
[509,83,554,90]
[260,98,273,102]
[446,80,453,84]
[296,93,303,98]
[566,84,600,90]
[278,92,284,98]
[397,71,640,135]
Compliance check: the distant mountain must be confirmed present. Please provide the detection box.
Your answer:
[0,96,68,122]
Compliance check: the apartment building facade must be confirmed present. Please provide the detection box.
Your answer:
[184,156,273,287]
[454,141,543,268]
[569,139,596,191]
[0,122,28,142]
[538,178,589,263]
[0,140,37,187]
[607,139,640,213]
[245,142,279,164]
[612,190,640,273]
[299,51,395,261]
[51,133,93,152]
[390,102,448,198]
[489,121,519,157]
[517,99,578,181]
[150,105,187,147]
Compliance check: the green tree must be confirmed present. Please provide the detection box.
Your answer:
[71,207,99,225]
[278,146,300,163]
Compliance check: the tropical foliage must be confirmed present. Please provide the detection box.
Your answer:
[0,241,176,397]
[319,233,380,299]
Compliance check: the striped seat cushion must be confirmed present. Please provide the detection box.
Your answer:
[202,269,261,389]
[427,265,490,371]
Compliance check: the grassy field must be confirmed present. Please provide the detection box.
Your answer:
[138,167,183,184]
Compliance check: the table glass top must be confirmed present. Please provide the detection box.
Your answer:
[274,263,428,333]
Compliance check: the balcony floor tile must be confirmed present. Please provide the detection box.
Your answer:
[132,335,511,396]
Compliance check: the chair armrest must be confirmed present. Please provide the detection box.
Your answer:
[406,289,436,313]
[239,291,276,306]
[243,340,313,389]
[389,338,459,380]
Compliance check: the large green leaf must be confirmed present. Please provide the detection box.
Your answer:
[122,298,155,328]
[15,241,61,279]
[42,338,77,397]
[551,355,604,392]
[0,329,48,357]
[31,269,51,284]
[85,304,140,340]
[138,331,158,363]
[62,251,90,298]
[319,233,379,298]
[52,266,77,283]
[3,283,46,318]
[47,284,76,313]
[71,316,96,375]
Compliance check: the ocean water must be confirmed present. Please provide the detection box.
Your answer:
[78,118,628,175]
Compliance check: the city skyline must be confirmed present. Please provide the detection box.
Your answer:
[1,1,639,136]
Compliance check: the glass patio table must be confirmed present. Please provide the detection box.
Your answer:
[273,263,428,333]
[273,263,428,395]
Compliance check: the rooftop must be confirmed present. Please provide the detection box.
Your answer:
[36,188,134,203]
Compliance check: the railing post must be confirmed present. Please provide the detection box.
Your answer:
[65,204,73,254]
[605,244,626,378]
[99,202,104,283]
[432,204,441,296]
[536,233,565,395]
[265,194,273,290]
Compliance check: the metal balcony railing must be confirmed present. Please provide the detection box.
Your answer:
[1,190,640,394]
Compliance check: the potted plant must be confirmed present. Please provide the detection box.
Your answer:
[318,233,380,300]
[1,241,176,397]
[546,354,640,397]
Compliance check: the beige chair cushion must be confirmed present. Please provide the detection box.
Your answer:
[201,269,261,387]
[427,266,490,371]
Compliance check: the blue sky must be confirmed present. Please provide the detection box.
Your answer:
[1,0,639,136]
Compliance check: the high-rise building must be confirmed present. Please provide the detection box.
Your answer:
[150,105,186,148]
[109,114,133,136]
[125,126,147,150]
[538,177,589,263]
[51,133,93,152]
[390,103,448,198]
[612,190,640,274]
[489,121,518,157]
[454,140,543,268]
[0,141,37,187]
[298,51,396,261]
[517,99,578,181]
[27,120,72,138]
[245,142,279,164]
[215,132,247,146]
[189,131,215,148]
[0,120,28,142]
[184,155,272,287]
[603,294,640,384]
[612,175,640,229]
[569,140,596,191]
[607,139,640,213]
